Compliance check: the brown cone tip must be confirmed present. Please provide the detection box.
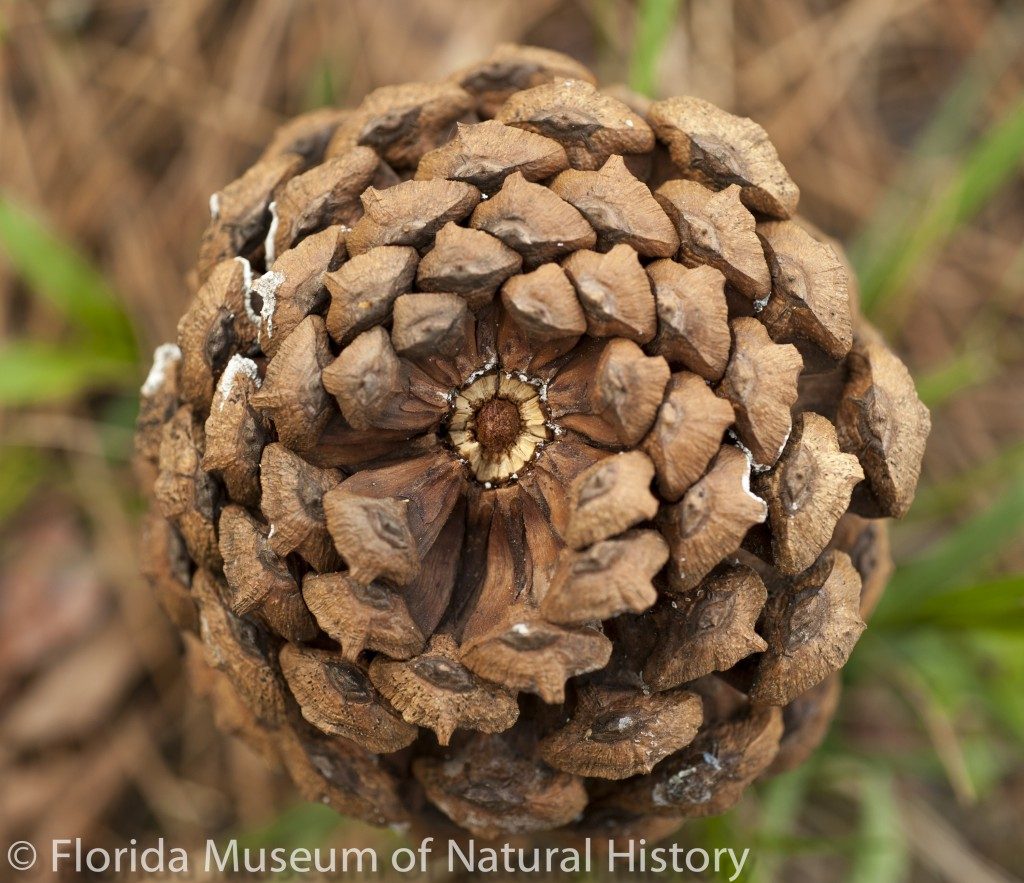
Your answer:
[137,43,928,837]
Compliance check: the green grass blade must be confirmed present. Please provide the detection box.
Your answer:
[0,446,46,522]
[232,801,345,851]
[875,574,1024,632]
[629,0,682,97]
[850,16,1023,323]
[970,633,1024,741]
[0,341,135,406]
[847,770,909,883]
[909,442,1024,520]
[914,348,994,409]
[748,766,812,882]
[882,475,1024,612]
[304,56,338,109]
[0,196,136,358]
[856,92,1024,322]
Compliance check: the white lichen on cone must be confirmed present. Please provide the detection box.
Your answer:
[141,343,182,396]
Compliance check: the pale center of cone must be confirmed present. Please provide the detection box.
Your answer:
[447,372,552,485]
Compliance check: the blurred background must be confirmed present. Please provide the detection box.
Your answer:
[1,0,1022,880]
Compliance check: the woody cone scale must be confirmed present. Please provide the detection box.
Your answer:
[136,45,930,838]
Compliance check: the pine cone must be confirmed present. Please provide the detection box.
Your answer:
[136,44,930,838]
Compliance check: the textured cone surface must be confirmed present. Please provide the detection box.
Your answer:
[135,44,929,838]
